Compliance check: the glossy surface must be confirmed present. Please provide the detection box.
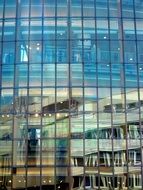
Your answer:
[0,0,143,189]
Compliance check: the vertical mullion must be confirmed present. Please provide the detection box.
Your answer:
[67,0,72,189]
[0,0,4,114]
[0,0,5,186]
[133,0,143,188]
[40,1,44,189]
[25,0,31,189]
[55,0,57,189]
[81,0,85,189]
[121,0,129,189]
[94,0,100,188]
[12,0,18,189]
[118,0,129,188]
[107,0,115,189]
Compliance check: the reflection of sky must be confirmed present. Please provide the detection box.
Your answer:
[2,63,143,82]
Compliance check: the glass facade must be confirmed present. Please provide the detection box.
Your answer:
[0,0,143,189]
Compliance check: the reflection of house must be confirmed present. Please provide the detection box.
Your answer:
[1,89,143,189]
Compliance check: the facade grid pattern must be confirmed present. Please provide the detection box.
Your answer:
[0,0,143,189]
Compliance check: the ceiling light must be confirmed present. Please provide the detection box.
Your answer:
[57,113,60,117]
[35,113,39,117]
[36,47,40,51]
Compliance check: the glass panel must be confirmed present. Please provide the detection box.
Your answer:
[1,65,14,87]
[31,0,42,17]
[18,0,29,18]
[0,0,4,18]
[2,42,15,64]
[44,0,55,17]
[3,19,15,41]
[5,0,16,18]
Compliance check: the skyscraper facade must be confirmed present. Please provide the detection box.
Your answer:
[0,0,143,189]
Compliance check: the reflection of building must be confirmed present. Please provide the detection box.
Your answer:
[0,0,143,190]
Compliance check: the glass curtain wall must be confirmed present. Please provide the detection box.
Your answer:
[0,0,143,189]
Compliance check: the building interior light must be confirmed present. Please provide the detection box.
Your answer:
[35,113,39,117]
[57,113,60,117]
[36,47,40,51]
